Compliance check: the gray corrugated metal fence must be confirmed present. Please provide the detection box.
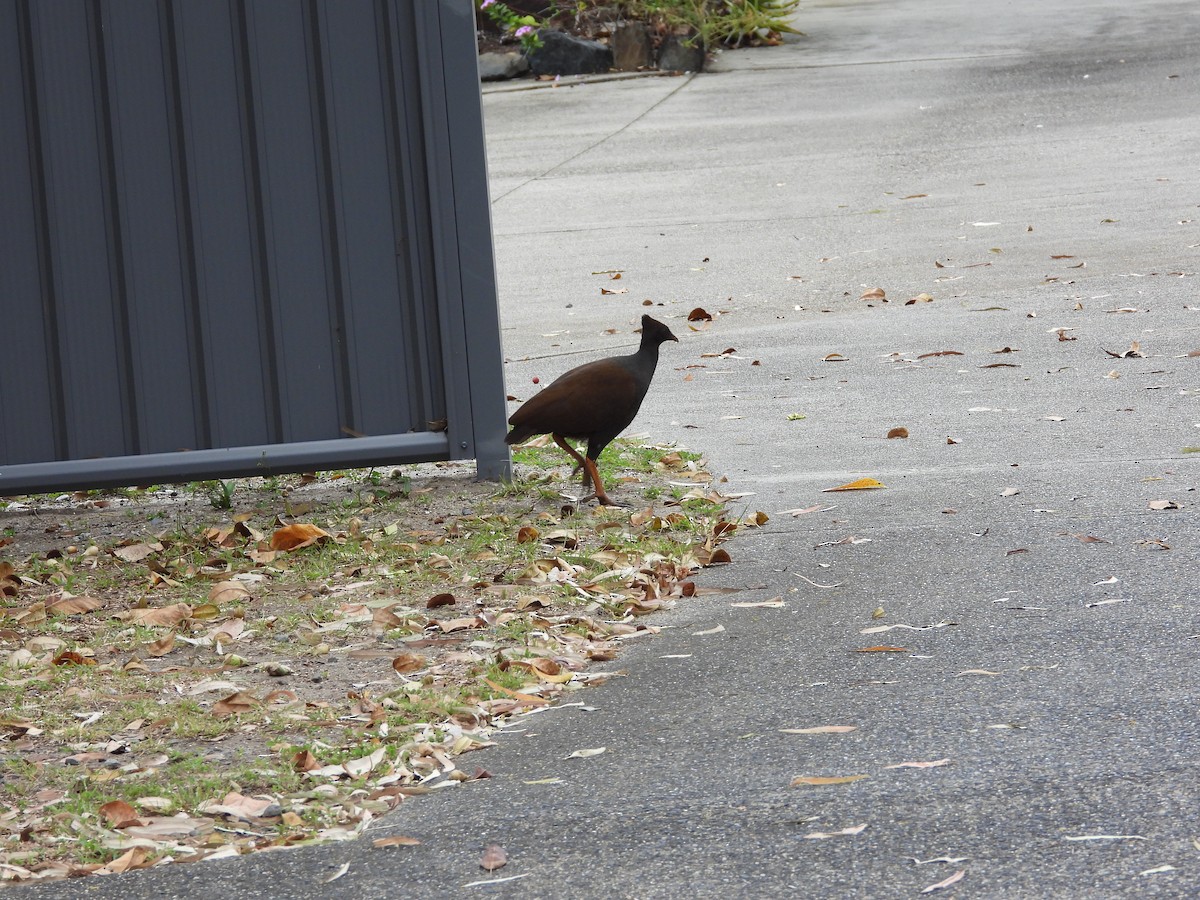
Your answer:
[0,0,510,494]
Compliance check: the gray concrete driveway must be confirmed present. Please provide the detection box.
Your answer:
[25,0,1199,897]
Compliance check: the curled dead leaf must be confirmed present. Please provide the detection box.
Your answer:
[426,592,456,609]
[269,523,330,551]
[99,800,142,829]
[823,477,886,492]
[391,652,427,674]
[211,691,258,718]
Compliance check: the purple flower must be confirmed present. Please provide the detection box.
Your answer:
[514,24,533,38]
[480,0,495,7]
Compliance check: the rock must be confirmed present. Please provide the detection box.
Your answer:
[527,29,613,76]
[478,51,529,81]
[658,33,705,72]
[612,23,653,71]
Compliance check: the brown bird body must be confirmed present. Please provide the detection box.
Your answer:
[506,315,679,506]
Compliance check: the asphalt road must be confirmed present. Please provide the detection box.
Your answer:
[26,0,1200,897]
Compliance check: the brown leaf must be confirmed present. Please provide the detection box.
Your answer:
[373,836,422,849]
[426,592,456,609]
[293,750,320,772]
[687,307,713,322]
[1103,340,1144,359]
[99,800,142,828]
[119,603,192,626]
[516,525,539,544]
[905,293,934,305]
[211,691,257,718]
[269,523,330,551]
[96,846,150,875]
[46,595,103,615]
[144,633,176,657]
[391,652,427,674]
[886,427,909,439]
[480,844,508,872]
[855,646,908,653]
[916,349,963,359]
[484,677,550,706]
[859,287,886,301]
[980,362,1020,368]
[52,650,95,667]
[208,581,251,604]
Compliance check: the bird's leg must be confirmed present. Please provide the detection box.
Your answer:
[552,435,593,493]
[582,456,626,507]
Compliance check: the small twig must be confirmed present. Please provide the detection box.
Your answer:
[793,573,842,589]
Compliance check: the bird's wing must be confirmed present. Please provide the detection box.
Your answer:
[508,361,640,438]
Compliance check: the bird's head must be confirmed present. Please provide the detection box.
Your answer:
[640,315,679,345]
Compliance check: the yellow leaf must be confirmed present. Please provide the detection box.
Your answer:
[823,477,886,492]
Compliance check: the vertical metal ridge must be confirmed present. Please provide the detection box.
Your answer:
[17,1,68,461]
[306,0,355,435]
[232,0,283,443]
[161,0,212,449]
[90,1,140,455]
[381,0,433,431]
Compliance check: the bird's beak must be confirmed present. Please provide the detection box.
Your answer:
[670,333,680,342]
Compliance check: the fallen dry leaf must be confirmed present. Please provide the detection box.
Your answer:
[791,774,869,786]
[886,427,909,439]
[566,747,607,759]
[269,523,330,551]
[823,477,886,492]
[805,823,869,839]
[391,652,427,674]
[211,692,258,718]
[118,603,192,627]
[98,799,142,828]
[885,758,951,769]
[922,870,966,893]
[781,726,857,735]
[480,844,508,872]
[208,581,251,604]
[373,836,422,849]
[860,287,886,301]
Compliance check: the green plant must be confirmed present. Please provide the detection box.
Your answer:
[617,0,801,48]
[199,479,234,510]
[479,0,545,51]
